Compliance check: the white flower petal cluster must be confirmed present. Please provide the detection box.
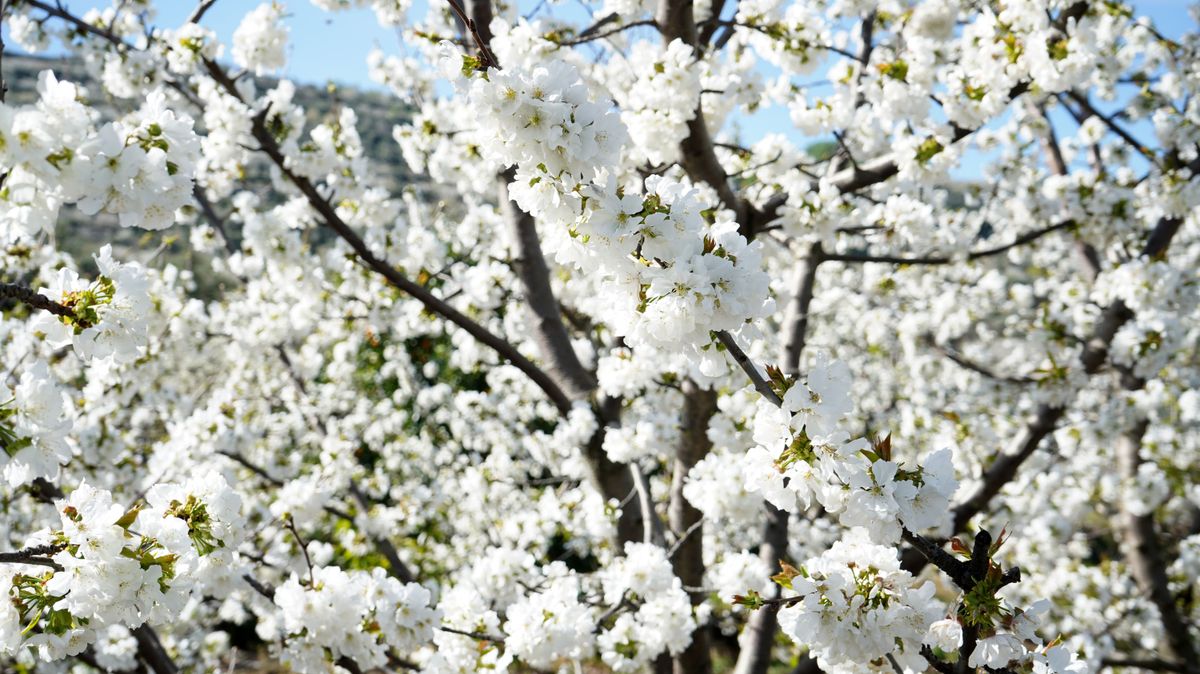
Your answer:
[745,356,958,542]
[273,565,437,672]
[0,74,200,237]
[464,55,772,367]
[0,362,73,486]
[502,564,596,668]
[232,2,289,75]
[778,532,941,672]
[598,543,697,672]
[31,245,153,364]
[160,22,221,75]
[1,480,243,661]
[612,39,701,165]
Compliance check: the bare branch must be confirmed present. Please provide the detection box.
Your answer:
[0,543,65,571]
[133,625,179,674]
[669,381,718,674]
[823,219,1077,266]
[0,283,76,322]
[715,331,781,406]
[555,19,658,46]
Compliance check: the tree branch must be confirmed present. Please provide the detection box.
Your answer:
[1117,420,1199,673]
[669,380,717,674]
[133,625,179,674]
[498,171,597,400]
[0,283,76,322]
[200,58,575,415]
[823,219,1077,266]
[715,331,781,406]
[0,543,65,571]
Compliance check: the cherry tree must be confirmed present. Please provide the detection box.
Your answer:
[0,0,1198,672]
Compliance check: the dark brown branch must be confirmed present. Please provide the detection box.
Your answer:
[438,625,505,643]
[1063,91,1158,164]
[1102,658,1189,672]
[0,543,65,570]
[927,337,1035,385]
[731,503,788,674]
[1029,99,1103,282]
[0,0,7,104]
[656,0,756,236]
[133,625,179,674]
[27,0,123,44]
[192,186,238,255]
[1117,419,1199,673]
[732,241,824,674]
[499,171,597,400]
[715,330,781,406]
[201,58,575,415]
[242,573,276,600]
[949,206,1187,534]
[822,82,1030,197]
[556,19,658,46]
[0,283,75,321]
[347,481,417,584]
[444,0,498,68]
[186,0,218,23]
[780,243,824,375]
[670,381,718,674]
[823,219,1077,266]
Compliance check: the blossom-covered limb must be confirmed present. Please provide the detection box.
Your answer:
[199,57,577,414]
[1116,419,1198,673]
[951,182,1197,534]
[656,0,756,235]
[735,238,822,674]
[1027,99,1103,281]
[499,173,597,400]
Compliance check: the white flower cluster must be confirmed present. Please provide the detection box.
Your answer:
[0,363,72,486]
[160,22,222,75]
[744,355,958,543]
[467,58,626,183]
[777,532,940,672]
[463,55,772,369]
[598,543,697,672]
[233,3,289,75]
[0,73,200,237]
[612,39,702,166]
[1093,259,1199,379]
[32,245,153,364]
[1,477,243,662]
[501,563,596,668]
[965,601,1088,674]
[272,565,439,673]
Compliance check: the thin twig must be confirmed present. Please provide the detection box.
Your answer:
[714,331,782,406]
[438,625,505,643]
[283,515,316,588]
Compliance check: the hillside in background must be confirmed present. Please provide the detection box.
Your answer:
[4,53,422,299]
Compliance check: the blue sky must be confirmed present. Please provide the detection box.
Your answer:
[7,0,1197,176]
